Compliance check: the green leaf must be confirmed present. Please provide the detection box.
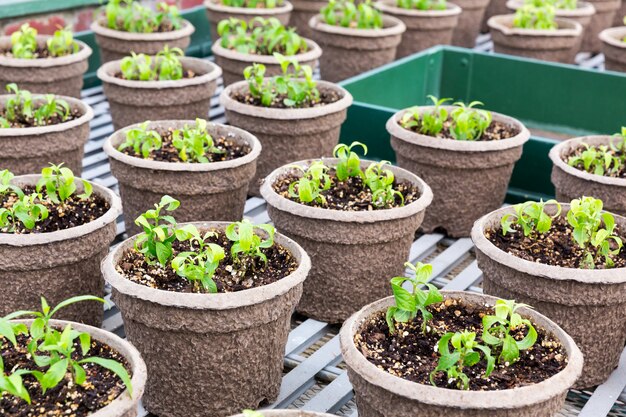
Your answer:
[41,358,69,392]
[80,357,133,397]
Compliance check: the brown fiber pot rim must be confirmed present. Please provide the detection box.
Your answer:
[599,26,626,47]
[549,135,626,188]
[230,412,335,416]
[506,0,596,17]
[340,292,583,408]
[375,0,462,17]
[387,106,530,152]
[97,57,222,90]
[488,14,583,37]
[211,37,322,64]
[0,94,94,137]
[205,0,294,14]
[260,158,433,223]
[0,174,122,246]
[103,221,311,310]
[0,35,92,68]
[90,19,195,42]
[9,319,147,417]
[220,80,353,120]
[104,120,262,172]
[308,14,407,37]
[471,203,626,284]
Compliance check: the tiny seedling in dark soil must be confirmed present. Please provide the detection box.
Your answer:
[218,0,284,8]
[565,127,626,178]
[397,0,446,11]
[101,0,183,33]
[0,84,76,129]
[7,24,79,59]
[513,5,557,29]
[218,17,308,55]
[321,0,383,29]
[119,46,186,81]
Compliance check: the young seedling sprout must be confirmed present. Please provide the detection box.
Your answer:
[46,27,80,57]
[288,161,332,204]
[364,161,404,208]
[400,96,451,137]
[171,118,225,163]
[321,0,384,29]
[36,163,92,205]
[333,141,367,181]
[134,195,180,265]
[10,23,37,59]
[501,199,561,236]
[120,46,185,81]
[0,84,71,128]
[118,121,163,158]
[513,5,558,29]
[218,17,308,55]
[172,225,225,293]
[0,193,48,233]
[0,169,24,198]
[104,0,183,33]
[219,0,283,8]
[449,101,492,141]
[568,144,622,176]
[397,0,446,10]
[225,219,276,267]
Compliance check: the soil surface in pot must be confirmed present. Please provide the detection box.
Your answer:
[0,187,110,234]
[117,230,298,292]
[0,333,130,417]
[356,297,567,391]
[0,46,76,59]
[400,117,520,141]
[272,169,419,210]
[486,218,626,269]
[118,128,251,163]
[0,106,82,129]
[563,143,626,178]
[232,86,341,109]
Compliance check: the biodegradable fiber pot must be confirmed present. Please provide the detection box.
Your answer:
[481,0,511,33]
[340,292,584,417]
[615,0,626,25]
[472,204,626,388]
[261,159,433,323]
[103,222,311,417]
[550,135,626,216]
[0,175,121,327]
[104,120,261,236]
[581,0,621,52]
[599,26,626,72]
[488,14,583,63]
[375,0,462,58]
[308,15,406,82]
[387,106,530,238]
[0,94,94,175]
[205,0,294,44]
[451,0,492,48]
[98,57,222,130]
[0,35,92,98]
[290,0,328,38]
[220,80,353,196]
[91,20,195,64]
[230,412,336,417]
[212,38,322,86]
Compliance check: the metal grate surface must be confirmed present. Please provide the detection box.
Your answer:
[81,46,625,416]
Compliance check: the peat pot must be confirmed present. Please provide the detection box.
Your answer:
[472,204,626,388]
[375,0,462,58]
[104,120,261,236]
[0,94,94,175]
[212,37,322,86]
[205,0,294,44]
[452,0,492,48]
[550,135,626,216]
[91,20,195,64]
[387,106,530,237]
[488,14,583,63]
[230,412,335,417]
[103,222,311,417]
[220,80,353,195]
[308,14,406,82]
[0,175,121,327]
[261,159,433,323]
[615,0,626,24]
[582,0,621,52]
[599,26,626,72]
[0,35,91,98]
[481,0,511,33]
[290,0,328,38]
[98,57,222,130]
[340,292,584,417]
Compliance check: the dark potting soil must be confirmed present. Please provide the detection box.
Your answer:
[0,106,82,128]
[118,129,251,163]
[113,69,198,81]
[272,169,420,211]
[356,298,567,391]
[117,229,298,293]
[0,187,110,234]
[232,87,341,109]
[564,144,626,178]
[486,217,626,269]
[401,118,519,141]
[0,333,130,417]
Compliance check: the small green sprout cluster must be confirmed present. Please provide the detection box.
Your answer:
[523,0,576,10]
[0,296,132,404]
[397,0,446,11]
[566,128,626,177]
[242,411,264,417]
[134,196,276,293]
[399,96,493,141]
[513,5,557,30]
[219,0,284,8]
[46,26,80,57]
[120,46,184,81]
[218,17,308,56]
[501,196,624,268]
[386,262,537,390]
[244,53,319,107]
[321,0,384,29]
[103,0,183,33]
[9,24,79,59]
[0,84,71,128]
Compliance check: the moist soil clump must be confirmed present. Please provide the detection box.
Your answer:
[356,298,568,391]
[401,118,519,141]
[0,107,82,128]
[272,169,420,211]
[232,87,341,109]
[118,128,251,163]
[0,187,110,234]
[0,333,130,417]
[117,229,299,293]
[564,145,626,178]
[486,217,626,269]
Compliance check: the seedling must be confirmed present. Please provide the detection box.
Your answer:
[321,0,384,29]
[397,0,446,10]
[120,46,184,81]
[0,193,49,232]
[501,199,561,236]
[0,169,24,198]
[225,219,275,265]
[481,299,537,365]
[33,94,70,125]
[1,84,71,126]
[399,96,451,137]
[46,27,79,57]
[333,141,367,181]
[171,118,224,163]
[218,17,307,55]
[449,101,492,141]
[10,23,37,59]
[288,161,332,204]
[172,225,225,293]
[524,0,576,10]
[118,121,163,158]
[513,5,558,29]
[36,163,92,205]
[610,126,626,152]
[364,161,404,208]
[219,0,282,8]
[134,195,180,265]
[103,0,183,33]
[386,261,442,334]
[567,144,622,176]
[430,331,495,390]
